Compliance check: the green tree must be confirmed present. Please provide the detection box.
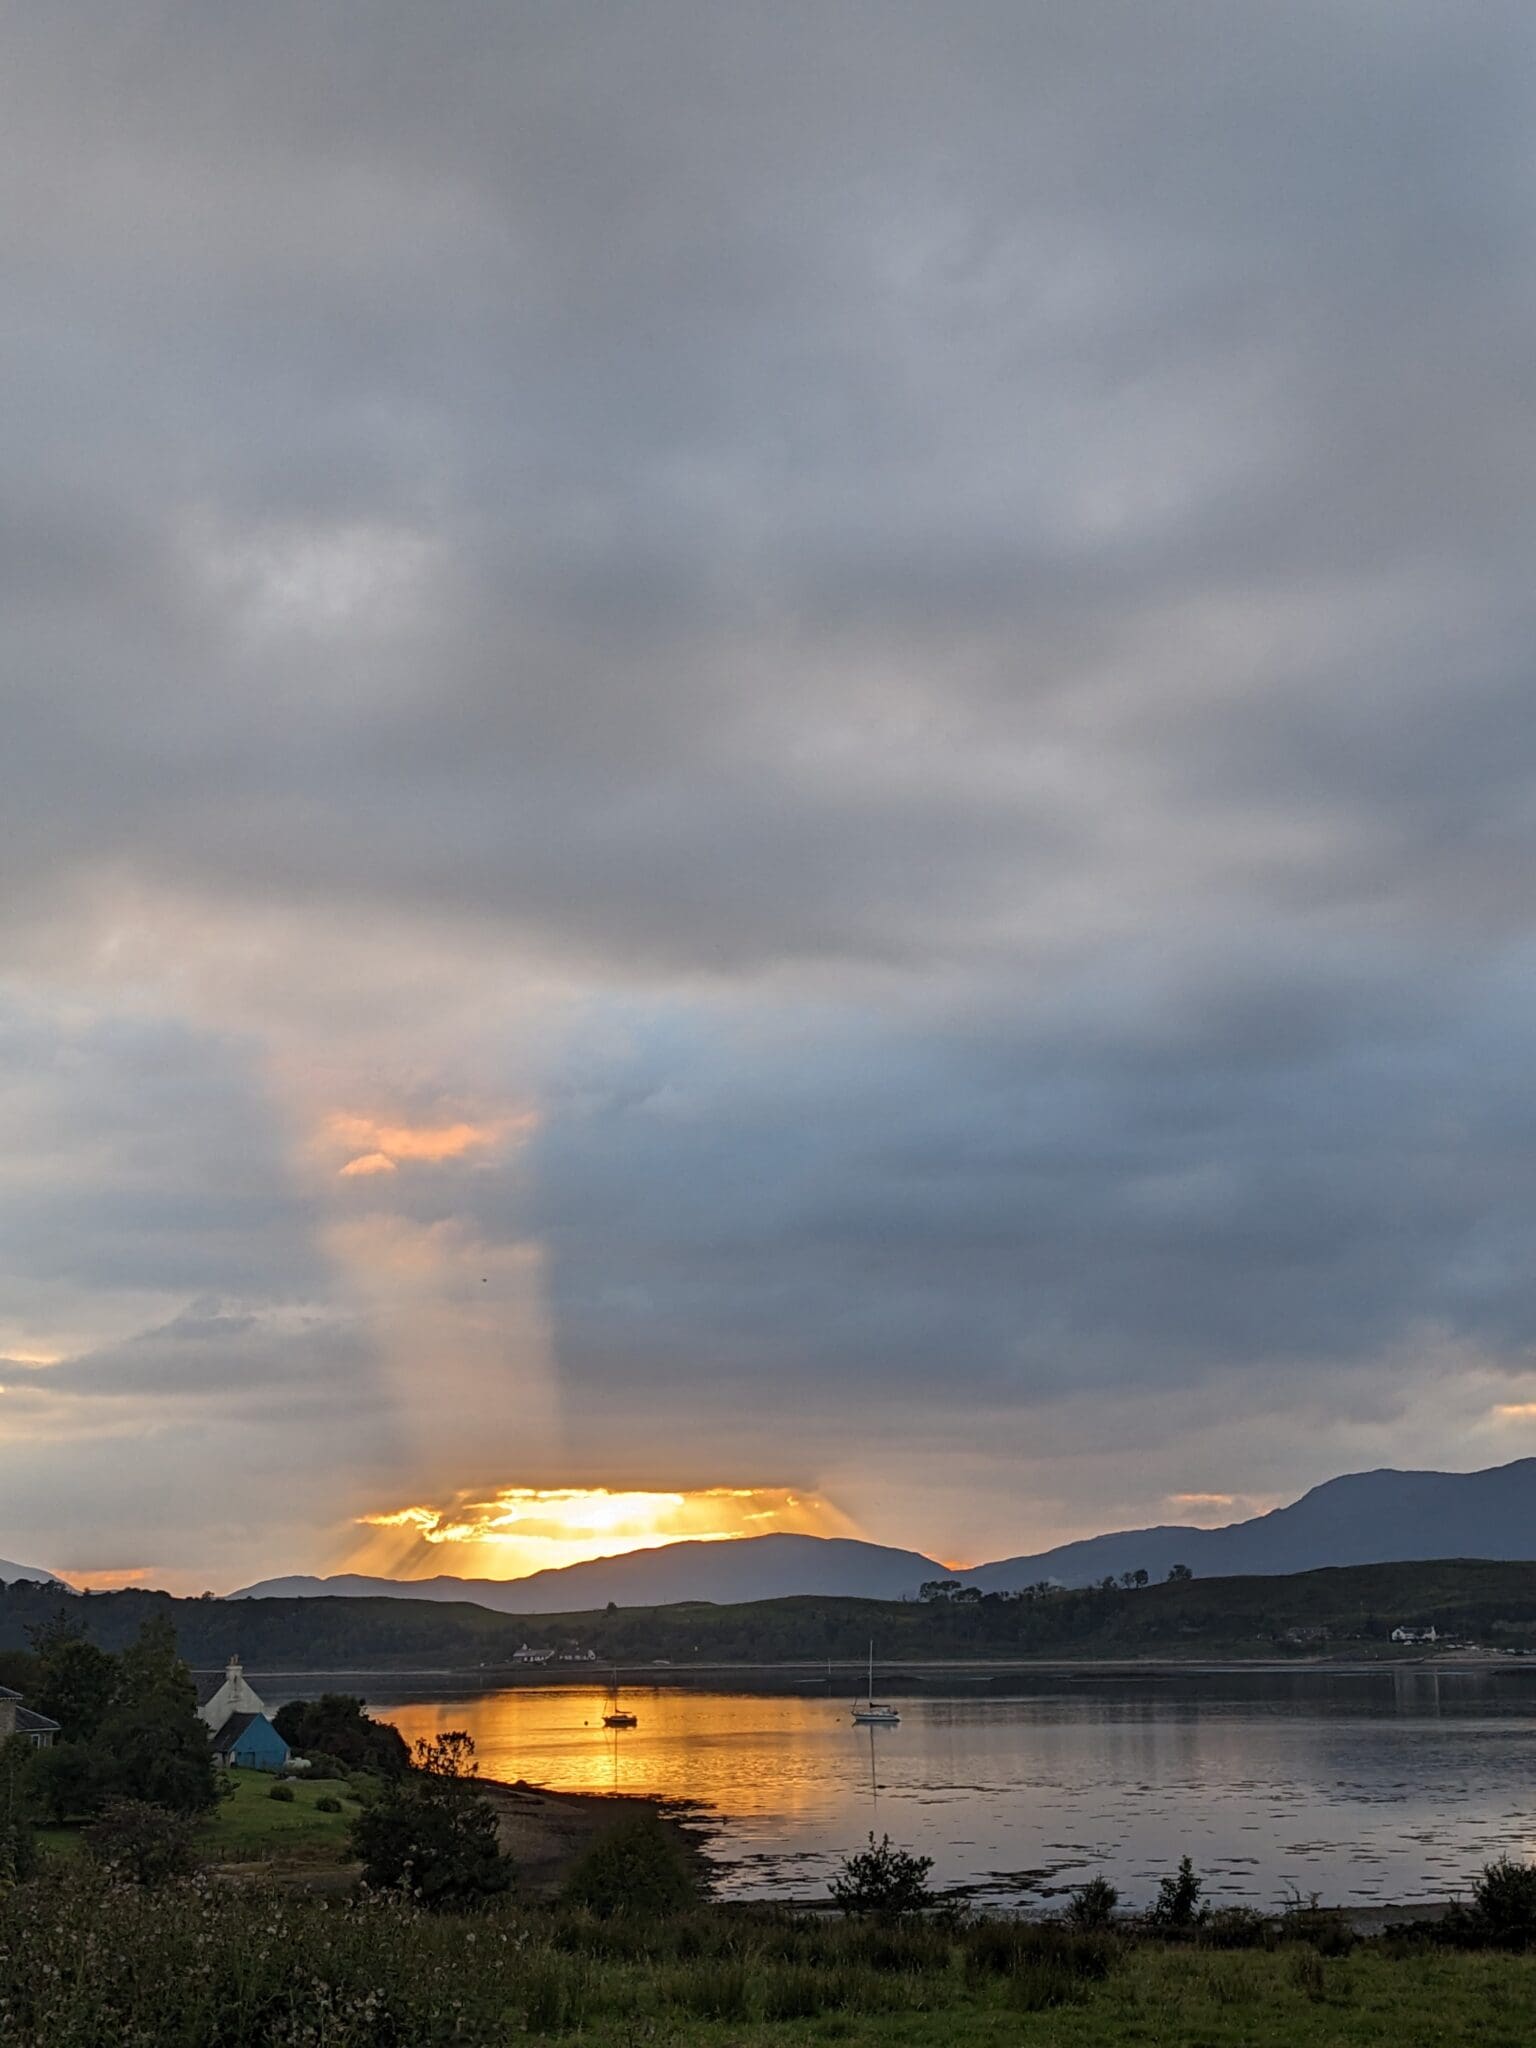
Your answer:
[271,1694,410,1776]
[829,1833,934,1918]
[1166,1563,1193,1582]
[28,1741,110,1825]
[28,1611,119,1743]
[97,1617,215,1816]
[1148,1855,1205,1931]
[562,1813,700,1919]
[350,1732,509,1910]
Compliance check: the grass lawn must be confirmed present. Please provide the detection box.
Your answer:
[556,1946,1536,2046]
[37,1768,365,1870]
[197,1766,364,1865]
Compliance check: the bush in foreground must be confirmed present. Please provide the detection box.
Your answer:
[1147,1854,1206,1932]
[829,1831,935,1917]
[350,1733,511,1910]
[562,1812,701,1919]
[82,1800,195,1886]
[1066,1874,1119,1930]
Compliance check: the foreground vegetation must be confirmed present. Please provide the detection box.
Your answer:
[8,1556,1536,1670]
[5,1860,1536,2046]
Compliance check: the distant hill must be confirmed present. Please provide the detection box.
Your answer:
[0,1559,67,1588]
[970,1459,1536,1590]
[231,1533,948,1612]
[232,1460,1536,1610]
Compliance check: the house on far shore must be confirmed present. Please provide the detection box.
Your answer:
[1390,1625,1440,1645]
[194,1655,291,1773]
[0,1684,58,1749]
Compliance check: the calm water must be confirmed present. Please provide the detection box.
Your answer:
[273,1670,1536,1910]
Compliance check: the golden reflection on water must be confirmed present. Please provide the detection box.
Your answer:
[383,1685,845,1817]
[363,1679,1536,1909]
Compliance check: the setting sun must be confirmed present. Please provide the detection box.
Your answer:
[345,1485,860,1582]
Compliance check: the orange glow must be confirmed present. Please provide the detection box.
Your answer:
[345,1485,860,1582]
[66,1566,154,1591]
[383,1686,839,1816]
[1168,1492,1236,1508]
[323,1109,536,1176]
[1494,1403,1536,1421]
[338,1151,398,1177]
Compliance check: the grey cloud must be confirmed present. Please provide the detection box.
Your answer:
[4,3,1536,1574]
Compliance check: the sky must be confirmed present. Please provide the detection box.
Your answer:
[5,3,1536,1594]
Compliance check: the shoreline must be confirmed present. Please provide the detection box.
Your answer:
[476,1774,714,1896]
[252,1653,1536,1683]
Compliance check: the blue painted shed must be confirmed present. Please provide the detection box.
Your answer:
[211,1710,290,1772]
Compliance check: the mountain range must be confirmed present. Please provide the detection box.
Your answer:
[0,1560,67,1588]
[229,1458,1536,1610]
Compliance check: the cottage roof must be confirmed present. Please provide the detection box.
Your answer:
[0,1685,20,1701]
[192,1672,229,1707]
[15,1707,59,1734]
[210,1710,261,1751]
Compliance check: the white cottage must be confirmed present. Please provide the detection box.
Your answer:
[194,1655,269,1732]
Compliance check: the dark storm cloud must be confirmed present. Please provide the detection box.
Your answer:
[4,2,1536,1572]
[517,943,1536,1430]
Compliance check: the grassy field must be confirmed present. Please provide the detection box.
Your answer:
[36,1767,366,1872]
[197,1765,365,1863]
[3,1858,1533,2048]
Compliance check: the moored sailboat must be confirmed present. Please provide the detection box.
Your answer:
[851,1640,899,1724]
[603,1668,637,1728]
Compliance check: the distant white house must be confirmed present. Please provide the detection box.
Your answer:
[194,1655,269,1731]
[192,1656,292,1773]
[1390,1625,1440,1644]
[512,1642,554,1664]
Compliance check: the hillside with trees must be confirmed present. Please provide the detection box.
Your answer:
[7,1560,1536,1672]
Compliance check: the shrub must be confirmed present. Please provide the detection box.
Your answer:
[1469,1856,1536,1948]
[271,1695,410,1777]
[82,1799,195,1885]
[1280,1891,1355,1955]
[829,1832,935,1918]
[298,1752,347,1780]
[1066,1875,1119,1930]
[351,1779,512,1910]
[561,1813,701,1919]
[1147,1854,1205,1932]
[1201,1905,1272,1949]
[28,1739,109,1825]
[268,1781,295,1802]
[315,1795,343,1814]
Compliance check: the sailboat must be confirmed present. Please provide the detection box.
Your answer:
[851,1640,899,1725]
[602,1668,637,1729]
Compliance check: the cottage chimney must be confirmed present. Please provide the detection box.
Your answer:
[226,1654,242,1681]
